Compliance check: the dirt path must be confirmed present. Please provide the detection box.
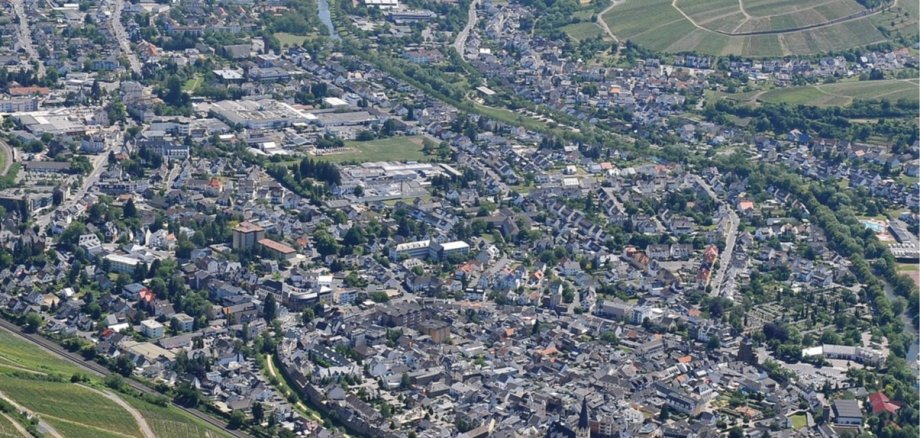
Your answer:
[737,0,751,19]
[78,384,155,438]
[264,355,320,421]
[0,392,63,438]
[596,0,624,43]
[0,140,13,177]
[0,412,30,437]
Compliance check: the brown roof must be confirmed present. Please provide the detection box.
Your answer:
[258,238,295,254]
[8,86,49,96]
[233,221,264,233]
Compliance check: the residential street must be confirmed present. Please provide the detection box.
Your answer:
[11,0,45,77]
[109,0,142,75]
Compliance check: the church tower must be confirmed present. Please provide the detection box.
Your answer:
[576,398,590,438]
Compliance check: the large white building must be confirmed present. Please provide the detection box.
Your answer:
[390,239,431,260]
[389,240,470,261]
[140,319,165,339]
[105,253,142,274]
[210,99,315,130]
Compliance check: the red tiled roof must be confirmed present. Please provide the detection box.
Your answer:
[868,392,900,414]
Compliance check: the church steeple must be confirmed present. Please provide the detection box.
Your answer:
[576,398,590,438]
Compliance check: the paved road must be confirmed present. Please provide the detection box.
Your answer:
[35,152,108,229]
[453,0,480,60]
[110,0,142,75]
[711,209,740,298]
[0,320,248,437]
[692,175,740,298]
[10,0,45,77]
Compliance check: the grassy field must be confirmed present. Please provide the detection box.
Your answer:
[183,74,203,93]
[602,0,911,56]
[789,413,808,429]
[749,79,920,106]
[0,329,83,376]
[472,102,554,132]
[0,377,143,437]
[274,32,312,47]
[562,22,603,41]
[314,136,430,163]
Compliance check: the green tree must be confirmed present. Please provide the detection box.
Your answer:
[123,198,137,218]
[263,294,277,322]
[228,410,245,429]
[400,372,411,389]
[174,383,201,408]
[24,312,42,332]
[252,402,264,424]
[113,355,134,376]
[313,231,339,256]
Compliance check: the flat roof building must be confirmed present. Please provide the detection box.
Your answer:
[210,99,314,129]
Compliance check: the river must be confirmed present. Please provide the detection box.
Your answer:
[317,0,341,41]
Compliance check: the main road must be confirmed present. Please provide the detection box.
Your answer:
[110,0,142,75]
[452,0,480,60]
[0,319,248,437]
[35,152,109,229]
[10,0,45,77]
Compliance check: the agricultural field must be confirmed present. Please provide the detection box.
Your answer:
[0,329,82,376]
[0,377,144,437]
[0,327,231,438]
[601,0,913,56]
[313,136,431,163]
[0,413,24,438]
[745,79,920,106]
[44,418,127,438]
[122,394,232,438]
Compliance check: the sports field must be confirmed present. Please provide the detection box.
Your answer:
[602,0,910,56]
[314,136,431,163]
[746,79,920,106]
